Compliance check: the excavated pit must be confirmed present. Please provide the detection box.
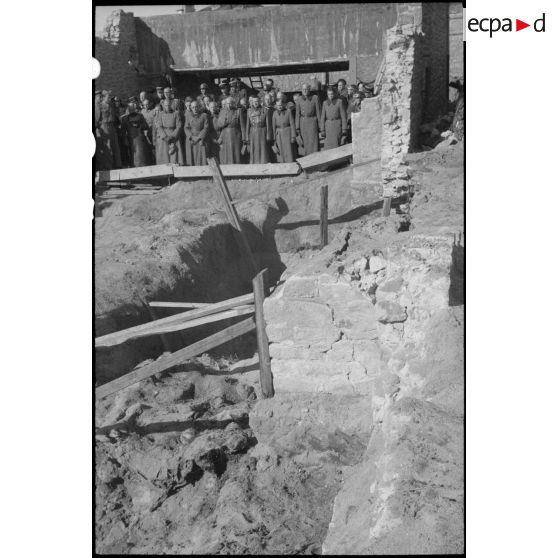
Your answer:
[95,144,463,554]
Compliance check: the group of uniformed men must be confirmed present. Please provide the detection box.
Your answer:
[94,77,372,171]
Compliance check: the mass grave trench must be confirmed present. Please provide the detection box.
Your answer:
[94,164,376,385]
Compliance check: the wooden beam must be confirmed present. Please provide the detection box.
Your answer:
[148,301,212,309]
[252,269,274,398]
[95,164,175,184]
[132,305,255,339]
[173,163,300,179]
[207,157,259,279]
[95,317,256,400]
[320,184,329,248]
[296,143,353,172]
[95,292,254,348]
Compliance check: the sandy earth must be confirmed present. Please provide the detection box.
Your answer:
[95,141,463,554]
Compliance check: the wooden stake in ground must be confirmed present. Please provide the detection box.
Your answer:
[320,184,329,248]
[207,157,259,279]
[382,196,392,217]
[252,269,274,398]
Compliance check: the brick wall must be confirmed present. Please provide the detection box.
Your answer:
[94,9,174,100]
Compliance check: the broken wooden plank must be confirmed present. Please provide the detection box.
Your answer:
[95,164,175,184]
[132,305,255,339]
[95,317,256,400]
[296,143,353,172]
[173,162,300,179]
[95,292,254,348]
[148,301,212,309]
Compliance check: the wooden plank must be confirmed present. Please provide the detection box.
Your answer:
[296,143,353,172]
[148,301,212,309]
[95,292,254,348]
[133,305,255,339]
[173,163,300,179]
[253,269,274,398]
[320,184,329,248]
[207,157,259,279]
[96,317,256,400]
[95,164,175,184]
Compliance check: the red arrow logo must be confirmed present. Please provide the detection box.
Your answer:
[516,19,530,31]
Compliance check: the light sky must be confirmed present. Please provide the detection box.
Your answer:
[95,5,212,35]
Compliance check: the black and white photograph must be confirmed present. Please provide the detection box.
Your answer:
[93,2,464,554]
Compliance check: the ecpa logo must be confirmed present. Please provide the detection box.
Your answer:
[468,13,546,37]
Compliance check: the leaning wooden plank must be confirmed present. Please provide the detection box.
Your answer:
[128,305,255,339]
[96,317,256,400]
[296,143,353,172]
[148,301,212,309]
[95,292,254,348]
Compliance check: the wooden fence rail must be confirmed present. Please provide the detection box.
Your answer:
[96,317,256,400]
[95,293,254,348]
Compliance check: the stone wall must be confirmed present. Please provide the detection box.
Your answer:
[380,27,418,198]
[261,230,463,554]
[94,9,174,99]
[263,272,386,396]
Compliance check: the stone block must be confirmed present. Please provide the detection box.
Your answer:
[376,300,407,323]
[269,342,325,360]
[353,340,384,374]
[282,275,319,299]
[325,340,355,362]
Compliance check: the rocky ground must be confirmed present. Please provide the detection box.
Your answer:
[95,141,463,554]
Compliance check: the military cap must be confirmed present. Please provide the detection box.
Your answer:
[230,78,239,85]
[156,86,164,91]
[94,90,102,96]
[200,83,209,88]
[128,96,138,103]
[219,81,229,89]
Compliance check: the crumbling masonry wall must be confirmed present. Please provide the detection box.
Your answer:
[95,10,174,99]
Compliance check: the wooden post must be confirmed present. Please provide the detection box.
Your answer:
[320,184,329,248]
[382,196,392,217]
[252,269,274,398]
[208,157,259,279]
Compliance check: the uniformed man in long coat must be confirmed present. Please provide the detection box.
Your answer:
[121,98,152,167]
[272,98,296,163]
[141,98,157,161]
[183,100,209,166]
[261,92,276,162]
[207,101,221,162]
[320,87,348,150]
[154,98,185,165]
[215,97,244,164]
[245,95,270,164]
[96,90,122,170]
[295,83,321,155]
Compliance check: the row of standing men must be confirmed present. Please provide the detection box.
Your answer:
[94,79,369,171]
